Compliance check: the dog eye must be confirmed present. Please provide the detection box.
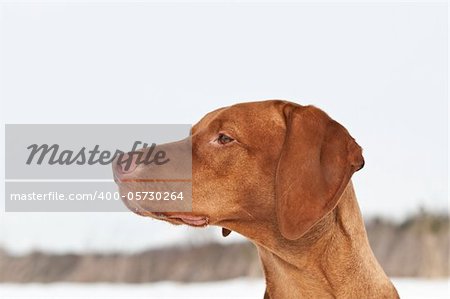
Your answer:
[217,133,234,145]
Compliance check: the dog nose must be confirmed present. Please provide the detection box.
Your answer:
[113,152,139,179]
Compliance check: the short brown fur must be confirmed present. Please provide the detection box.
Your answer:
[114,100,399,298]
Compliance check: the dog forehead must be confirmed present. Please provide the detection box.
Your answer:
[192,100,291,134]
[218,100,286,126]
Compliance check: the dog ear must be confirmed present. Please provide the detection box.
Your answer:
[275,104,364,240]
[222,228,232,237]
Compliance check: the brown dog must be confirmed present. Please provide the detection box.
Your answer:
[113,100,399,298]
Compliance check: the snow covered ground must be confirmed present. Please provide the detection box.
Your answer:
[0,278,448,299]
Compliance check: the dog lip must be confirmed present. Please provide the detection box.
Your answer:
[112,154,138,183]
[112,172,122,183]
[164,214,209,227]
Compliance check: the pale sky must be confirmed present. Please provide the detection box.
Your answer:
[0,1,447,253]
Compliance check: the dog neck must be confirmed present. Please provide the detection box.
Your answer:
[252,182,399,298]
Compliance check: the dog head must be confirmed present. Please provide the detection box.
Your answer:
[113,100,364,240]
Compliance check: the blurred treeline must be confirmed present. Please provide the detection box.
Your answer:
[0,212,448,283]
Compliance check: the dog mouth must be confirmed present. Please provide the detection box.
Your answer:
[117,192,208,227]
[151,212,209,227]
